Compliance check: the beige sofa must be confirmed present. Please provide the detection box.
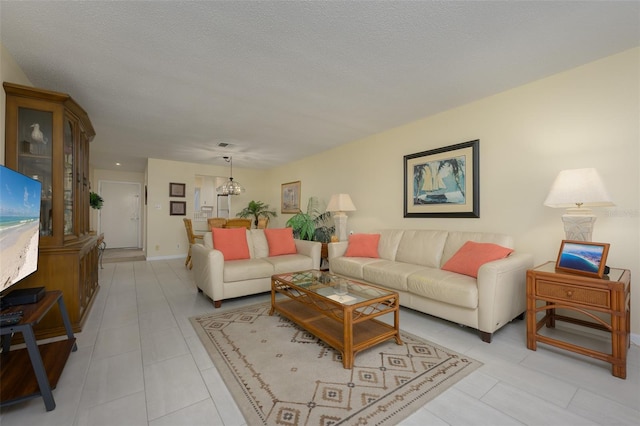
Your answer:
[192,229,321,307]
[328,229,534,342]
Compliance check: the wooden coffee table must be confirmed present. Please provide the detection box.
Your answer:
[270,270,402,369]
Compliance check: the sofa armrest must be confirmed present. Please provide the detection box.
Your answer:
[192,243,225,302]
[294,239,322,270]
[476,252,534,334]
[328,241,348,259]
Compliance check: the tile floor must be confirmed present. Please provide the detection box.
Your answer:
[1,258,638,425]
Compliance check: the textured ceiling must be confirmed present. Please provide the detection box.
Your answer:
[1,1,638,172]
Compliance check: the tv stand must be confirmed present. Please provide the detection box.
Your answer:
[0,290,77,411]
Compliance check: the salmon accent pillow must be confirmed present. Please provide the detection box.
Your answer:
[264,228,297,256]
[344,233,380,258]
[442,241,513,278]
[211,228,250,260]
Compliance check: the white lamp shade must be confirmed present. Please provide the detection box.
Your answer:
[543,168,614,208]
[326,194,356,212]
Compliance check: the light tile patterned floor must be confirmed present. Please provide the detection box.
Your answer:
[1,259,638,425]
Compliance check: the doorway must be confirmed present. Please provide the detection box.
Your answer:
[99,181,142,248]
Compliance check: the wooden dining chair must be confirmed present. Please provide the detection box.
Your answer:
[183,218,204,269]
[207,217,227,229]
[223,218,252,229]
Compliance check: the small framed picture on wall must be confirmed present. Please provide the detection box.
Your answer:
[170,201,186,216]
[169,182,186,197]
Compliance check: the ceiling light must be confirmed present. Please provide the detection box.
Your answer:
[216,156,245,195]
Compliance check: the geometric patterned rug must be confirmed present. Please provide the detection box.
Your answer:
[190,302,482,426]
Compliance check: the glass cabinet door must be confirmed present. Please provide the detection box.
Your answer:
[17,107,53,237]
[63,118,75,236]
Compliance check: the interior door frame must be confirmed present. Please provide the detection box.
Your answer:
[97,180,143,248]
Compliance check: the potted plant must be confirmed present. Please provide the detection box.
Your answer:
[286,197,334,242]
[237,200,277,228]
[90,191,104,210]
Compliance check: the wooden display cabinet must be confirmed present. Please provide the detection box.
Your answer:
[3,82,100,339]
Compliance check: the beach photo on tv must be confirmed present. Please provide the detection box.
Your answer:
[0,166,42,292]
[558,242,604,273]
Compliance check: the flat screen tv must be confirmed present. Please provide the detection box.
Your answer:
[0,165,42,294]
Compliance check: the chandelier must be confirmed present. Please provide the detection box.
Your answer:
[216,156,245,195]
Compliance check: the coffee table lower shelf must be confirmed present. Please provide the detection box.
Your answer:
[271,298,400,368]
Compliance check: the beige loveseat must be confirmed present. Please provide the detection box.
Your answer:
[328,229,534,342]
[192,229,321,307]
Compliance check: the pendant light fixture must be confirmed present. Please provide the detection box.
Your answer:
[216,156,245,195]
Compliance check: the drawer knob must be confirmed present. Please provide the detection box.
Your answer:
[565,290,573,297]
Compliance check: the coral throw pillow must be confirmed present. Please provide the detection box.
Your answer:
[344,233,380,258]
[264,228,297,256]
[442,241,513,278]
[211,228,250,260]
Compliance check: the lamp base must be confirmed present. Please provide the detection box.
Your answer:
[561,213,597,242]
[333,213,349,242]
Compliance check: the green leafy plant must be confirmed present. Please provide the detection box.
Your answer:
[286,197,334,242]
[90,191,104,210]
[236,200,277,227]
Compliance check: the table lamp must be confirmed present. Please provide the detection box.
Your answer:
[326,194,356,242]
[543,168,614,241]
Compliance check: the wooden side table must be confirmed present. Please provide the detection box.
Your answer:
[526,262,630,379]
[0,290,77,411]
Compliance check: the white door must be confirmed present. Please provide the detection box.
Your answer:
[99,181,141,248]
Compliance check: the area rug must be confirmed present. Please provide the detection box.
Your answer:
[190,302,482,426]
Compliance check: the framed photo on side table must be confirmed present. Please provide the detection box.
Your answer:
[555,240,610,278]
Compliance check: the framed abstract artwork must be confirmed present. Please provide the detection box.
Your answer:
[555,240,610,278]
[170,201,186,216]
[281,181,301,213]
[404,140,479,218]
[169,182,185,197]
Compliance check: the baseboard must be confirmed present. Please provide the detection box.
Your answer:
[145,254,185,261]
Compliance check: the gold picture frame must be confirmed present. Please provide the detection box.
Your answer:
[281,181,301,213]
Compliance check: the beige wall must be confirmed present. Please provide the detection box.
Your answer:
[146,158,272,259]
[266,48,640,339]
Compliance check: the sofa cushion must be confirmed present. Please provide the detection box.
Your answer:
[330,257,382,280]
[377,230,405,261]
[264,228,297,256]
[442,232,513,266]
[212,228,250,260]
[407,269,478,309]
[344,233,380,258]
[250,229,268,258]
[395,230,448,268]
[442,241,513,278]
[223,258,274,282]
[264,254,314,274]
[362,260,429,292]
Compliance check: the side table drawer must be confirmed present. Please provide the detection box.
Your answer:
[536,280,610,308]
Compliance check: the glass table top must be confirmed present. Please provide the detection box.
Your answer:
[274,270,394,305]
